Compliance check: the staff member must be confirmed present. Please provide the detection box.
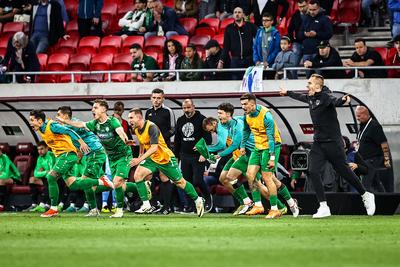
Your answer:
[280,74,375,218]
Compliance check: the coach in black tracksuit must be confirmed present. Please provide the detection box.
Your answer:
[174,99,212,211]
[280,74,375,218]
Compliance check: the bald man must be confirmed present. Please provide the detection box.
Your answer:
[280,74,376,218]
[174,99,213,213]
[355,106,393,192]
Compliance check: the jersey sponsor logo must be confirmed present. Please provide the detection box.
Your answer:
[182,122,194,138]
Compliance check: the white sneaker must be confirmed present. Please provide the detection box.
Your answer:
[135,203,153,214]
[195,197,205,217]
[362,192,376,216]
[85,208,100,217]
[290,199,300,218]
[110,208,124,218]
[238,203,253,215]
[312,205,331,219]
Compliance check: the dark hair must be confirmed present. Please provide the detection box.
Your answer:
[163,39,183,60]
[129,107,143,116]
[240,93,257,102]
[309,0,320,6]
[37,141,48,148]
[262,12,273,20]
[58,106,72,118]
[151,88,164,95]
[186,43,200,64]
[29,110,46,122]
[217,102,235,116]
[281,35,291,43]
[114,101,125,111]
[94,99,109,110]
[130,43,143,50]
[354,38,366,45]
[343,136,351,150]
[297,0,307,3]
[137,0,147,3]
[202,117,217,130]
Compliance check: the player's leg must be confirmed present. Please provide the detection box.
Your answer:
[0,178,13,212]
[253,178,287,215]
[134,159,156,214]
[24,176,43,211]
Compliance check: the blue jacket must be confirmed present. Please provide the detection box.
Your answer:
[78,0,103,19]
[389,0,400,24]
[160,7,188,35]
[253,26,281,66]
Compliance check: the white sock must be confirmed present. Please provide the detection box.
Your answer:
[59,202,64,208]
[70,203,75,208]
[83,203,89,208]
[287,198,295,207]
[31,203,37,207]
[143,200,151,207]
[254,201,262,207]
[271,205,278,210]
[102,201,107,208]
[51,205,58,211]
[243,197,252,205]
[320,201,328,208]
[39,202,45,207]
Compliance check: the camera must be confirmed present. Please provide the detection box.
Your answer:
[291,148,310,171]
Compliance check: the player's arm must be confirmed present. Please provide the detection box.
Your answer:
[219,122,243,157]
[129,125,159,166]
[115,126,130,144]
[280,87,309,103]
[50,122,90,154]
[56,116,86,128]
[0,155,11,178]
[241,116,251,154]
[264,112,276,161]
[208,124,228,153]
[33,158,47,178]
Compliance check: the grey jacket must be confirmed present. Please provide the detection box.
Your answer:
[272,49,296,71]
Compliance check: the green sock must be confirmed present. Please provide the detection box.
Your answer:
[277,199,286,210]
[125,182,138,194]
[232,189,244,204]
[95,185,111,193]
[46,175,59,206]
[251,189,261,202]
[278,185,292,201]
[84,189,97,209]
[183,181,199,200]
[115,187,124,208]
[136,180,149,201]
[269,195,278,207]
[69,178,98,191]
[236,185,248,201]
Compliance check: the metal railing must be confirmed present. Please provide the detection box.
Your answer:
[2,66,400,83]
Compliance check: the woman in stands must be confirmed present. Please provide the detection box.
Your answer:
[180,43,204,81]
[388,35,400,78]
[160,39,184,81]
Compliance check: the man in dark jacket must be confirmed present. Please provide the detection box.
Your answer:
[304,40,345,79]
[298,0,333,63]
[30,0,68,53]
[78,0,103,37]
[174,99,212,213]
[287,0,309,65]
[252,0,289,27]
[218,6,257,80]
[280,74,375,219]
[204,39,230,80]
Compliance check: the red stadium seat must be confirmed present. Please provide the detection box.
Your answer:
[81,54,114,83]
[102,2,118,32]
[145,51,158,62]
[277,17,289,36]
[199,18,220,33]
[169,35,189,49]
[112,53,133,82]
[179,18,198,36]
[122,36,145,53]
[195,27,215,37]
[386,47,397,65]
[144,36,166,54]
[213,34,224,48]
[2,22,24,39]
[219,18,234,34]
[100,36,122,54]
[0,22,2,34]
[189,34,210,52]
[14,143,35,185]
[64,0,78,20]
[337,0,361,25]
[56,35,80,54]
[162,0,174,8]
[374,47,387,63]
[66,20,79,37]
[0,143,10,155]
[37,54,48,71]
[0,36,8,57]
[60,54,91,83]
[118,1,133,18]
[38,53,70,83]
[77,36,100,55]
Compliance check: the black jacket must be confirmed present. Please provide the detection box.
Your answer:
[220,21,257,63]
[287,10,306,44]
[311,47,346,79]
[287,86,345,142]
[174,110,212,156]
[252,0,289,26]
[145,105,176,147]
[204,49,230,80]
[3,37,40,73]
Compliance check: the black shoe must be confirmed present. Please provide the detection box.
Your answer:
[180,206,195,214]
[157,207,171,215]
[205,195,213,213]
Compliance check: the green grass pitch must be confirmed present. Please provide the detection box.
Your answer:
[0,213,399,267]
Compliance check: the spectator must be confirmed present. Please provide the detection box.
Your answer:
[174,0,198,18]
[271,36,297,79]
[78,0,103,37]
[145,0,188,39]
[0,0,23,23]
[216,0,251,19]
[361,0,374,27]
[204,39,230,80]
[287,0,309,65]
[174,99,213,213]
[160,39,184,81]
[30,0,69,54]
[0,148,21,212]
[112,101,132,139]
[130,43,159,82]
[303,40,345,79]
[2,32,40,83]
[253,12,281,79]
[320,0,334,15]
[298,0,333,67]
[24,141,55,212]
[355,106,394,192]
[219,7,257,80]
[389,0,400,38]
[343,38,387,78]
[115,0,148,37]
[52,0,69,23]
[252,0,289,27]
[388,34,400,78]
[199,0,217,19]
[180,43,204,81]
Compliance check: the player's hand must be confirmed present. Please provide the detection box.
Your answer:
[92,17,99,25]
[129,158,141,167]
[80,142,90,154]
[304,60,312,68]
[342,94,351,105]
[55,116,67,124]
[348,162,358,170]
[125,140,136,146]
[198,155,206,162]
[240,148,246,156]
[193,146,198,151]
[279,86,288,96]
[214,154,221,160]
[267,159,275,169]
[290,179,297,189]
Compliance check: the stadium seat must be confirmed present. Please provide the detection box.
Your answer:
[162,0,174,8]
[144,36,166,54]
[101,2,118,32]
[77,36,101,55]
[386,47,397,65]
[195,27,215,37]
[60,54,91,83]
[56,35,80,54]
[213,34,224,48]
[37,54,48,71]
[37,53,70,83]
[122,36,145,53]
[81,54,114,83]
[112,53,132,82]
[0,36,8,57]
[64,0,79,20]
[199,18,220,33]
[179,18,198,36]
[0,22,2,34]
[169,35,189,49]
[277,17,289,36]
[375,47,387,63]
[0,143,10,155]
[280,144,291,171]
[65,20,79,37]
[100,36,122,54]
[219,18,234,34]
[337,0,361,25]
[14,142,35,185]
[2,22,24,39]
[118,1,133,18]
[189,35,210,52]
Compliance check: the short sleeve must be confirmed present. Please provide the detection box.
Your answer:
[110,117,122,130]
[148,124,160,145]
[85,120,97,132]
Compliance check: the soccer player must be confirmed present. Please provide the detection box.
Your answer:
[25,141,55,212]
[127,108,205,217]
[29,110,114,218]
[57,99,141,218]
[0,148,21,212]
[240,93,299,219]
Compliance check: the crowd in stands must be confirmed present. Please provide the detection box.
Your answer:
[0,0,400,83]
